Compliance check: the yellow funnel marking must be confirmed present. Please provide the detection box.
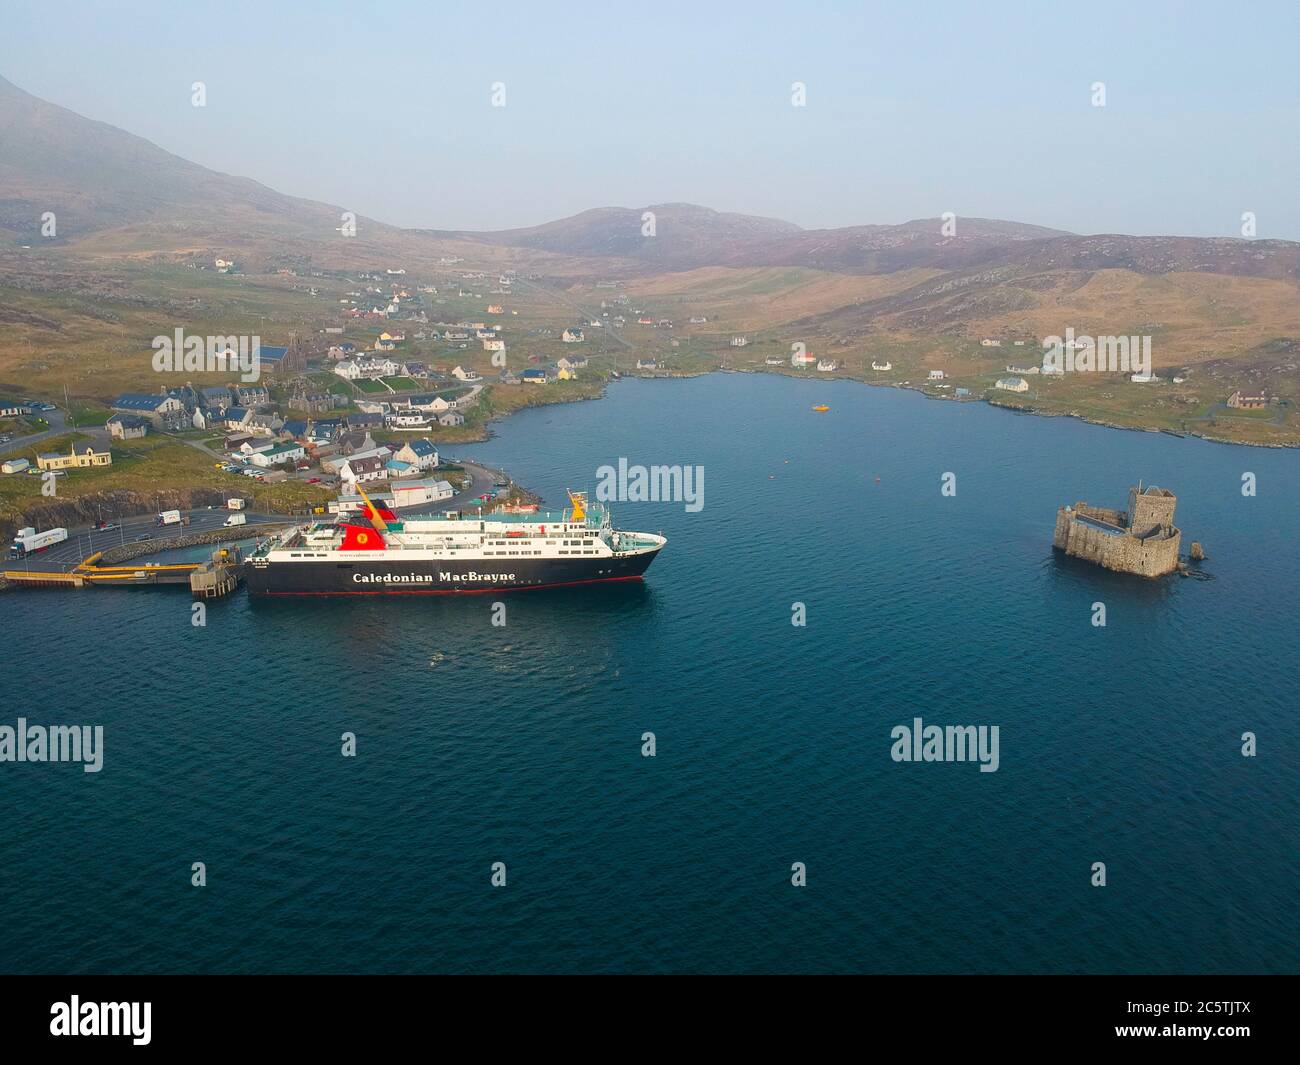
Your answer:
[567,490,586,522]
[353,483,390,534]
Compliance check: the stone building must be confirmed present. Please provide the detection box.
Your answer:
[1052,485,1181,578]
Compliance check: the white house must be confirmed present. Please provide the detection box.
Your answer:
[981,339,1003,347]
[338,455,387,484]
[996,376,1029,393]
[871,360,892,371]
[927,369,946,380]
[481,338,505,352]
[249,442,306,467]
[817,359,838,372]
[562,328,585,343]
[395,439,439,470]
[389,412,432,430]
[391,478,455,508]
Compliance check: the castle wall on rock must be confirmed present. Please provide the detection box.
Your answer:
[1053,486,1181,578]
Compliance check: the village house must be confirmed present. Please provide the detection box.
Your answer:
[106,414,149,440]
[391,478,455,508]
[338,431,378,456]
[344,412,385,432]
[232,383,270,408]
[249,442,306,468]
[245,412,285,436]
[438,410,466,428]
[558,354,588,370]
[37,441,112,471]
[562,327,585,343]
[395,439,439,470]
[927,370,946,381]
[520,368,548,385]
[870,360,892,371]
[636,358,659,371]
[338,455,388,484]
[1227,390,1268,409]
[996,376,1030,393]
[452,365,482,383]
[730,336,748,347]
[764,356,784,366]
[482,337,505,352]
[817,359,838,372]
[200,385,233,411]
[289,390,331,414]
[389,412,432,430]
[981,339,1003,347]
[254,340,308,375]
[110,393,189,431]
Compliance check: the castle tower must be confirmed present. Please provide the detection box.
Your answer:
[1128,486,1177,536]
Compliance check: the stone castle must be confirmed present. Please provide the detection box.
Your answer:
[1052,485,1181,577]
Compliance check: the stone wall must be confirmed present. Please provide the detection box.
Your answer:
[1053,506,1181,577]
[96,523,290,565]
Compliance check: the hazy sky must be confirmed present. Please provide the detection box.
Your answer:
[4,0,1299,238]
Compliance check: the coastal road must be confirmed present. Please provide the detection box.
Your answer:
[0,410,70,457]
[6,508,289,571]
[0,410,116,459]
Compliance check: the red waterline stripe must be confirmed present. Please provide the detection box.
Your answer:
[251,575,646,596]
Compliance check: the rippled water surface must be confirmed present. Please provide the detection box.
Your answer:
[1,374,1296,973]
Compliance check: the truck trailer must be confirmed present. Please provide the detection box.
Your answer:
[9,526,68,557]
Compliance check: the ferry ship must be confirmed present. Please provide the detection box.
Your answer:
[244,490,665,596]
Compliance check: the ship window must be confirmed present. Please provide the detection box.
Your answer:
[559,550,569,555]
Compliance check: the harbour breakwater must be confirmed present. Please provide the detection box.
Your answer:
[94,524,291,566]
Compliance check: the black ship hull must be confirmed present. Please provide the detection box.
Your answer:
[244,548,661,596]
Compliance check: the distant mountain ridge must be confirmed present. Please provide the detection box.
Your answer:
[0,72,1298,285]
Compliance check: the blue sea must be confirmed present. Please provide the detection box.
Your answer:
[1,373,1296,973]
